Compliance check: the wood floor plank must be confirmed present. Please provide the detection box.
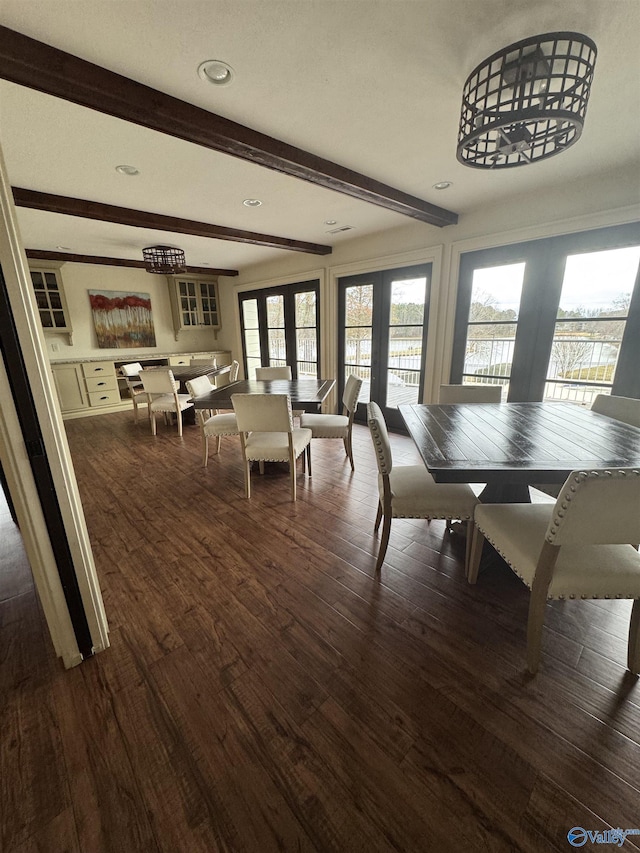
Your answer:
[3,411,640,852]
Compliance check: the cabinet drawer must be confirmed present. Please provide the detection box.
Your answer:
[85,375,118,393]
[88,389,121,407]
[168,355,191,366]
[82,361,116,378]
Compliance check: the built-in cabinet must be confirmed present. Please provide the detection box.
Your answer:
[168,275,220,340]
[50,351,231,417]
[29,264,73,344]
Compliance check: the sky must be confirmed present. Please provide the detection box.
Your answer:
[471,246,640,315]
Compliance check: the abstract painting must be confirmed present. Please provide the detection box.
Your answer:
[89,290,156,348]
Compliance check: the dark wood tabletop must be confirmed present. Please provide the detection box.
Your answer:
[399,401,640,502]
[191,378,336,411]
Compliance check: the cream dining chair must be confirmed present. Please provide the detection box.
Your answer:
[534,394,640,499]
[367,401,478,574]
[120,361,147,423]
[232,393,312,501]
[139,368,193,437]
[255,365,303,418]
[300,374,363,471]
[255,365,291,380]
[438,383,502,403]
[186,376,239,465]
[591,394,640,428]
[467,467,640,674]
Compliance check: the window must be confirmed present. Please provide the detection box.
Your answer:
[339,264,431,429]
[239,280,320,380]
[452,223,640,403]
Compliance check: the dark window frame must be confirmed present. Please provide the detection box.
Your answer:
[451,222,640,401]
[238,279,321,379]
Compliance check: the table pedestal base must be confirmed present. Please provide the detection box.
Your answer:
[478,483,531,503]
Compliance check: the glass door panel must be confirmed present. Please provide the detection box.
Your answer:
[387,276,427,408]
[242,298,261,379]
[344,283,373,403]
[544,246,640,404]
[461,262,525,398]
[266,295,286,365]
[295,291,318,378]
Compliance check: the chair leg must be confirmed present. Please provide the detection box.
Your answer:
[215,435,221,454]
[466,525,485,584]
[343,433,355,471]
[374,501,383,532]
[132,398,139,424]
[202,435,209,467]
[290,455,297,501]
[526,586,548,675]
[177,410,183,437]
[306,444,312,477]
[150,411,157,436]
[464,519,475,578]
[374,512,392,573]
[244,458,251,498]
[628,599,640,674]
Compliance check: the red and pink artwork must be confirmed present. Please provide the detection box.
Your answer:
[88,290,156,348]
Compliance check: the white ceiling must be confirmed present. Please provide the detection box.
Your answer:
[0,0,638,273]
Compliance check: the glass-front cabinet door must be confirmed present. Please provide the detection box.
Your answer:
[169,275,220,339]
[29,266,73,343]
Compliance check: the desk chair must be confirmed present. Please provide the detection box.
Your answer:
[438,383,502,403]
[300,374,362,471]
[468,467,640,674]
[232,393,312,501]
[367,402,478,574]
[120,362,147,423]
[140,368,193,437]
[186,376,239,465]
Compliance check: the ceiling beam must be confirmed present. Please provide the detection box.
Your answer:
[0,25,458,228]
[25,249,238,277]
[13,187,332,256]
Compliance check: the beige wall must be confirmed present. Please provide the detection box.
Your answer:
[41,263,237,361]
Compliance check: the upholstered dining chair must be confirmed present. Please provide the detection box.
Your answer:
[232,393,312,501]
[255,365,304,418]
[438,383,502,403]
[139,368,194,437]
[300,374,363,471]
[255,365,292,380]
[190,357,217,367]
[120,361,147,423]
[591,394,640,428]
[534,394,640,500]
[229,359,240,383]
[186,376,239,465]
[467,467,640,675]
[367,401,478,574]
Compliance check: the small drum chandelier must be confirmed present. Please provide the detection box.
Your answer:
[457,32,597,169]
[142,245,187,274]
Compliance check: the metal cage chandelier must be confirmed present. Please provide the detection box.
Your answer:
[457,32,597,169]
[142,245,187,274]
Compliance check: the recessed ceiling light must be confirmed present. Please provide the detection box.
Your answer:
[433,181,452,190]
[324,219,337,226]
[115,164,140,176]
[243,198,262,207]
[198,59,234,86]
[56,245,71,251]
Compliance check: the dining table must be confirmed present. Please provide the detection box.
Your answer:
[190,377,336,413]
[399,401,640,503]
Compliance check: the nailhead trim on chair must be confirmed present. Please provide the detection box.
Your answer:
[477,465,640,600]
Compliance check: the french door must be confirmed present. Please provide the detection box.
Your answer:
[338,263,431,429]
[239,280,320,380]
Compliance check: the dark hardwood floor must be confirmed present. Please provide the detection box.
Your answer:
[2,409,640,852]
